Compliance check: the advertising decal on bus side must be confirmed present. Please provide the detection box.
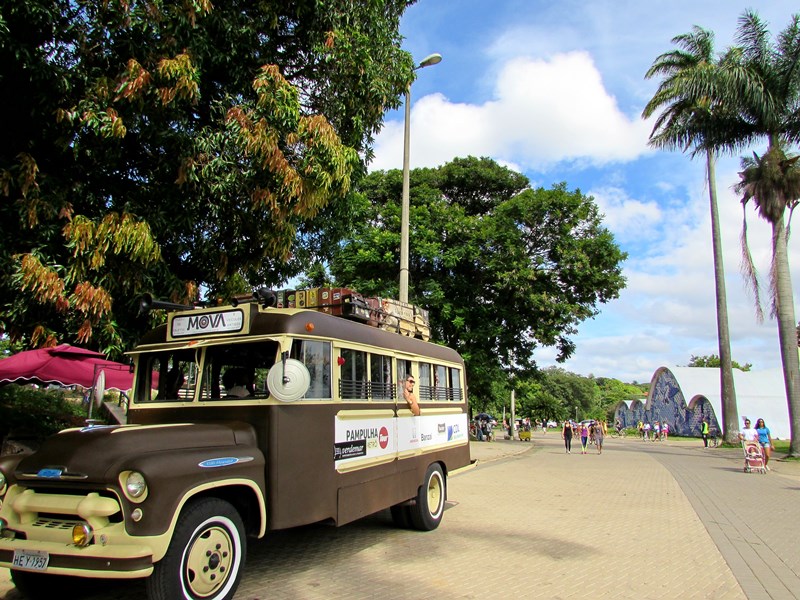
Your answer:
[334,413,468,468]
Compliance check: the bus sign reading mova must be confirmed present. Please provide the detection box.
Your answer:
[169,307,247,339]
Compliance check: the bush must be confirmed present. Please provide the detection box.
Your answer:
[0,385,88,450]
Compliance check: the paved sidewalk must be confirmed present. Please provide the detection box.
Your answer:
[472,431,800,600]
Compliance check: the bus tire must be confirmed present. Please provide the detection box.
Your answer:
[146,498,246,600]
[409,464,446,531]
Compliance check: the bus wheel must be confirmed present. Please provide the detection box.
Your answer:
[146,498,246,600]
[409,464,445,531]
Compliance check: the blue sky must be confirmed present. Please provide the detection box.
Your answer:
[369,0,799,384]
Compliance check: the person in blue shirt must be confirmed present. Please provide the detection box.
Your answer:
[754,418,774,470]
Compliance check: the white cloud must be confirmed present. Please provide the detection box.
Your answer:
[370,51,653,173]
[589,187,663,243]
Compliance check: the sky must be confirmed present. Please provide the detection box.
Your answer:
[368,0,800,384]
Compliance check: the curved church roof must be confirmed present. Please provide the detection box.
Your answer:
[650,366,789,439]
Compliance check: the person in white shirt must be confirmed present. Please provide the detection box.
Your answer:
[739,418,759,443]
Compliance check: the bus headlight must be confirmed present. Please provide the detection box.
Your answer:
[122,471,147,501]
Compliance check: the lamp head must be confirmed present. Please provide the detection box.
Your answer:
[417,53,442,69]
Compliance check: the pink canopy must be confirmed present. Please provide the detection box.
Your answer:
[0,344,135,391]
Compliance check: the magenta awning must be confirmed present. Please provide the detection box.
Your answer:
[0,344,134,391]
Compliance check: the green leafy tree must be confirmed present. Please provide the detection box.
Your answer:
[687,354,752,371]
[725,11,800,456]
[595,377,647,418]
[515,380,567,424]
[735,145,800,451]
[539,367,600,421]
[329,157,627,401]
[643,25,740,443]
[0,0,414,356]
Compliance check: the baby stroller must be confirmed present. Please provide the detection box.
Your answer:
[742,441,767,474]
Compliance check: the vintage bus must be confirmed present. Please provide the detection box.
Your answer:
[0,292,471,600]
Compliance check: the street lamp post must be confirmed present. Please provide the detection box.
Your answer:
[399,53,442,304]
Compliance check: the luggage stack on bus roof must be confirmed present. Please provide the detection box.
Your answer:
[268,287,431,341]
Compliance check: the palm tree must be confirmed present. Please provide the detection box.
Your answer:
[643,26,740,443]
[727,11,800,456]
[735,146,800,455]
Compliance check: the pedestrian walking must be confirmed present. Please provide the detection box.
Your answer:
[701,418,710,448]
[755,418,774,470]
[562,420,573,454]
[739,418,758,443]
[579,422,590,454]
[593,420,604,454]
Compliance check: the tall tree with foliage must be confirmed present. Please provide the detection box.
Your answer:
[594,377,647,418]
[687,354,752,371]
[0,0,415,356]
[538,367,600,421]
[328,157,627,402]
[724,11,800,456]
[643,25,740,442]
[736,145,800,451]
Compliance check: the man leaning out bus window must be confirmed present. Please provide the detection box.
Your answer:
[403,375,421,416]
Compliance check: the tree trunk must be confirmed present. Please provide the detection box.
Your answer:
[706,150,739,442]
[771,215,800,456]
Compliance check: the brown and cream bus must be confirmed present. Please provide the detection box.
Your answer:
[0,292,471,600]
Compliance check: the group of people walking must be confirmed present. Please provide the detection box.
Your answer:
[636,420,669,441]
[738,417,774,469]
[561,420,605,454]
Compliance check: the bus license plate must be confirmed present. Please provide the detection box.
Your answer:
[12,550,49,571]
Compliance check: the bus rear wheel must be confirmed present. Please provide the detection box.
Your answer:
[146,498,246,600]
[409,464,445,531]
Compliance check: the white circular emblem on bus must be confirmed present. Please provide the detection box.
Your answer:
[267,359,311,402]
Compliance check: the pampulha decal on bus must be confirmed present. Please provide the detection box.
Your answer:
[334,426,390,461]
[345,427,389,446]
[171,309,245,338]
[334,418,395,463]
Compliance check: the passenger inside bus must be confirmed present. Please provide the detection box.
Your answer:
[223,367,253,398]
[156,365,184,400]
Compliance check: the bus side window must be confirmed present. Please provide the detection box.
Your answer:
[397,359,410,400]
[339,348,367,400]
[417,362,432,401]
[290,340,332,399]
[435,365,448,401]
[449,367,463,402]
[370,353,393,400]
